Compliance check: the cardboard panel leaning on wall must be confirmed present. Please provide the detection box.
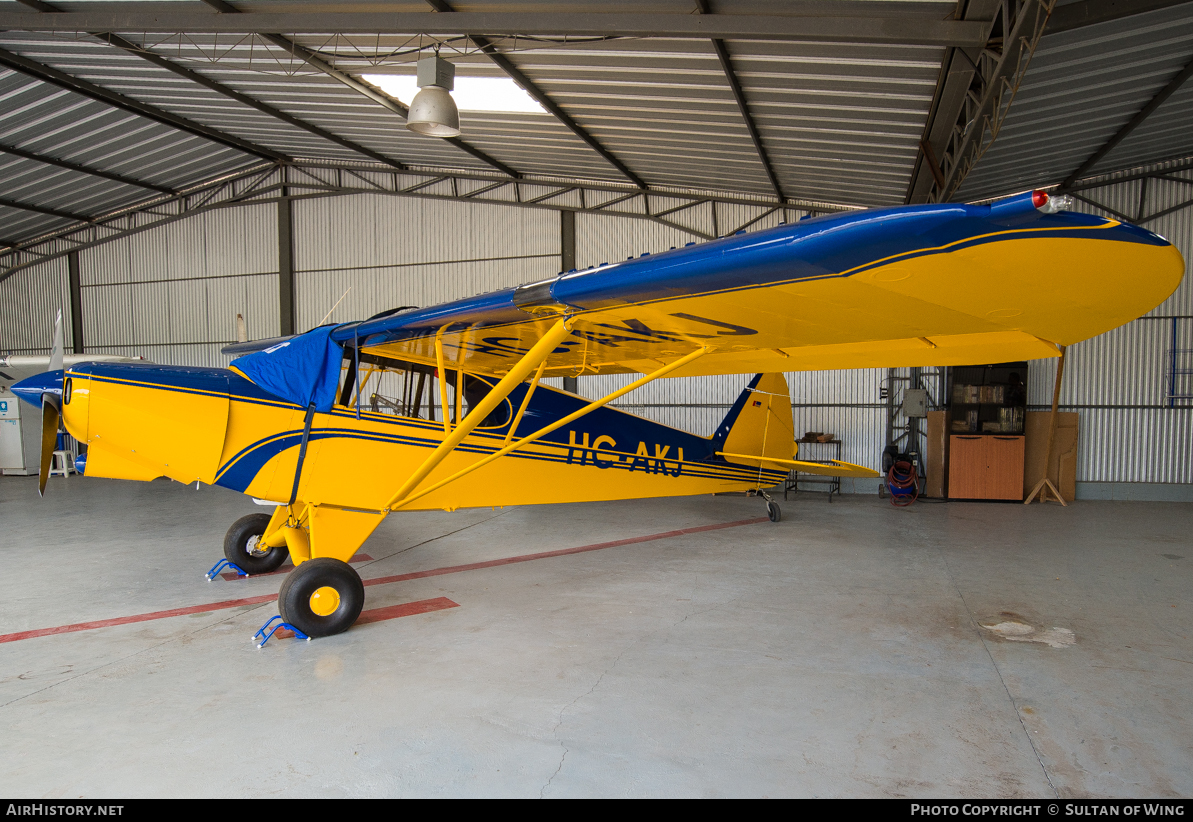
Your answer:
[1023,410,1078,500]
[80,204,280,368]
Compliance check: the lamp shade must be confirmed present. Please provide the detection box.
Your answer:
[407,85,460,137]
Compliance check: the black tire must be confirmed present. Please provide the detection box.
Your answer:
[277,558,365,638]
[767,501,782,522]
[223,513,289,575]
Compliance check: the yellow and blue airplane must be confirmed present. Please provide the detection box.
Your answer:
[12,190,1184,639]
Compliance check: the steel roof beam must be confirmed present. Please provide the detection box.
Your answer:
[199,0,518,178]
[0,46,286,163]
[1060,54,1193,189]
[907,0,1192,204]
[0,196,91,222]
[0,10,990,46]
[98,33,412,171]
[1,158,852,280]
[904,0,1000,205]
[0,142,177,194]
[15,0,415,171]
[695,0,782,200]
[709,39,782,200]
[424,0,639,187]
[468,34,642,187]
[1045,0,1193,35]
[927,0,1057,202]
[1061,157,1193,192]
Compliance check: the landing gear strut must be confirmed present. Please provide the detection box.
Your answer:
[752,489,782,522]
[278,557,365,638]
[224,513,289,574]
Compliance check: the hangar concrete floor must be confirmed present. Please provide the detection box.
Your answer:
[0,475,1190,798]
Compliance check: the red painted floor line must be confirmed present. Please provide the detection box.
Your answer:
[0,517,766,645]
[218,553,374,581]
[356,596,459,624]
[361,516,769,588]
[0,594,279,645]
[273,597,460,638]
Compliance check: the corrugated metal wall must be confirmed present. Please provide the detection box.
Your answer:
[0,256,71,354]
[1023,160,1193,485]
[79,204,279,368]
[293,195,560,331]
[0,166,1189,490]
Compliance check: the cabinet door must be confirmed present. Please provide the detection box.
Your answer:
[0,419,24,470]
[986,436,1025,500]
[948,436,986,499]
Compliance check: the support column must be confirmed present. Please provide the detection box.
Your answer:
[67,250,83,353]
[561,210,577,394]
[560,209,575,272]
[278,196,295,336]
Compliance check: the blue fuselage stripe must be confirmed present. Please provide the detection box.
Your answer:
[71,363,779,496]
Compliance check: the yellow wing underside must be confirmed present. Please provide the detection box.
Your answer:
[363,235,1184,378]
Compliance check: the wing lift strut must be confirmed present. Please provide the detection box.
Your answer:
[382,318,711,514]
[255,315,713,645]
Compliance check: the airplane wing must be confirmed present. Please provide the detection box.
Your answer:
[0,354,147,391]
[328,191,1183,379]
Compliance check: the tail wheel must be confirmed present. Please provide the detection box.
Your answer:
[224,513,289,574]
[767,501,782,522]
[277,557,365,638]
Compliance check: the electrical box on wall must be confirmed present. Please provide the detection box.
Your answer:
[901,388,928,418]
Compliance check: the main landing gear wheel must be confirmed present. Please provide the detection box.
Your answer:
[277,558,365,638]
[224,513,289,574]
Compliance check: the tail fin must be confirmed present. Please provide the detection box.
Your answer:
[712,373,794,464]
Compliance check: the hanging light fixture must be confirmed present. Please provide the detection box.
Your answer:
[406,53,460,137]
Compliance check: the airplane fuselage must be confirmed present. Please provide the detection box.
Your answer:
[61,362,785,514]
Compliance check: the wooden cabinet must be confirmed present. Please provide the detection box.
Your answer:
[986,436,1026,499]
[948,435,1025,500]
[948,436,986,499]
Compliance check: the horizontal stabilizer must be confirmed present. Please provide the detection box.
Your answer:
[716,452,880,478]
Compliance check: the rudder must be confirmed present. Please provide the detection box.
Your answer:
[713,373,794,464]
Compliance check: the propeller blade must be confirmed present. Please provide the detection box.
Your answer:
[49,309,64,374]
[38,392,61,497]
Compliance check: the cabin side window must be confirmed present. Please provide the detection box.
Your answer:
[337,352,511,428]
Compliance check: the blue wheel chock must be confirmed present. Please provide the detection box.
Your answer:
[254,615,311,648]
[205,558,248,581]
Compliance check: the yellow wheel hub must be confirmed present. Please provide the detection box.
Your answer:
[309,586,341,617]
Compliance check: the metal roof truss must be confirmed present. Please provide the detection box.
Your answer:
[0,160,854,282]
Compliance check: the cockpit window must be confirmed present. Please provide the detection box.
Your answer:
[337,351,511,428]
